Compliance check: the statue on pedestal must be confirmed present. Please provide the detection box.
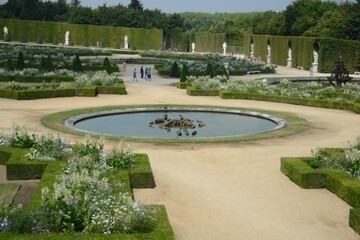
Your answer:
[222,42,227,55]
[65,31,70,46]
[191,42,195,53]
[124,35,129,49]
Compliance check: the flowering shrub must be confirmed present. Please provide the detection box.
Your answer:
[73,71,121,88]
[105,142,135,169]
[38,152,153,234]
[3,81,26,91]
[189,75,228,90]
[25,133,72,161]
[308,137,360,179]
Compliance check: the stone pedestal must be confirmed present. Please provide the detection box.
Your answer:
[312,63,318,73]
[267,56,271,64]
[287,59,292,68]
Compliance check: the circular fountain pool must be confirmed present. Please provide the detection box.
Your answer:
[65,107,286,139]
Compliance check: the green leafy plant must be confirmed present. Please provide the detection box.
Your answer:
[16,51,25,70]
[106,142,135,169]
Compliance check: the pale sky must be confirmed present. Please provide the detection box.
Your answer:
[0,0,352,13]
[78,0,349,13]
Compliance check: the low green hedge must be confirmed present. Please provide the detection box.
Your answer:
[0,85,127,100]
[0,75,74,83]
[186,87,219,96]
[219,91,360,114]
[96,85,127,95]
[280,153,360,234]
[176,82,191,89]
[280,157,326,188]
[325,169,360,208]
[350,209,360,234]
[130,154,155,188]
[0,146,48,180]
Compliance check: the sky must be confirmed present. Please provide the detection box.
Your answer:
[0,0,351,13]
[80,0,298,12]
[78,0,350,13]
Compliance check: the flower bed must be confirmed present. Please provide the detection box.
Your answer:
[281,140,360,234]
[0,128,174,239]
[0,71,127,100]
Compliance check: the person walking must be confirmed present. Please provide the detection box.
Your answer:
[132,68,137,81]
[145,67,148,81]
[148,67,152,81]
[140,66,144,79]
[123,61,127,72]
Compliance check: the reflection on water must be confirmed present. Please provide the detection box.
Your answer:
[74,111,277,139]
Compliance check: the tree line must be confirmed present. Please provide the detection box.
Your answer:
[0,0,359,45]
[181,0,360,42]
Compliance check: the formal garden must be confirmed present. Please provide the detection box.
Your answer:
[1,0,360,238]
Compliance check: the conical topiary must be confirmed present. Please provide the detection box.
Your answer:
[102,57,113,74]
[180,64,189,82]
[16,51,25,70]
[170,61,180,78]
[72,55,83,72]
[221,65,229,79]
[205,62,214,77]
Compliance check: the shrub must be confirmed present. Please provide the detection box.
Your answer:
[8,125,36,149]
[205,62,215,77]
[72,55,83,72]
[180,64,189,83]
[106,142,135,169]
[169,61,180,78]
[221,65,229,79]
[16,51,25,70]
[102,57,113,74]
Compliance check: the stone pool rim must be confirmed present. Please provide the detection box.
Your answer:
[64,107,287,140]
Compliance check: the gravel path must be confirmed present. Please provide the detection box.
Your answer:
[0,64,359,239]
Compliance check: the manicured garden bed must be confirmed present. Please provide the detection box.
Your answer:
[0,132,174,239]
[281,146,360,234]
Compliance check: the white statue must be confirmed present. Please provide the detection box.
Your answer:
[3,26,8,37]
[191,42,195,53]
[266,45,271,64]
[124,35,129,49]
[65,31,70,46]
[267,45,271,57]
[222,42,227,55]
[313,50,318,64]
[250,43,254,59]
[288,48,292,61]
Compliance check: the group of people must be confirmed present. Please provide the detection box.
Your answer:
[132,66,152,81]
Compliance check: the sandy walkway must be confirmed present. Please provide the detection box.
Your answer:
[0,65,360,239]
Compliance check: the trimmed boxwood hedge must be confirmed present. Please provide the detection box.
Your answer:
[186,87,219,96]
[0,146,175,239]
[0,18,163,50]
[280,153,360,235]
[0,85,127,100]
[0,75,74,83]
[0,146,47,180]
[218,90,360,114]
[176,82,191,89]
[280,157,326,189]
[244,34,360,73]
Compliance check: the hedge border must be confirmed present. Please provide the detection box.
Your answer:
[0,84,127,100]
[218,91,360,114]
[280,154,360,234]
[0,146,174,239]
[186,87,219,96]
[0,75,74,83]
